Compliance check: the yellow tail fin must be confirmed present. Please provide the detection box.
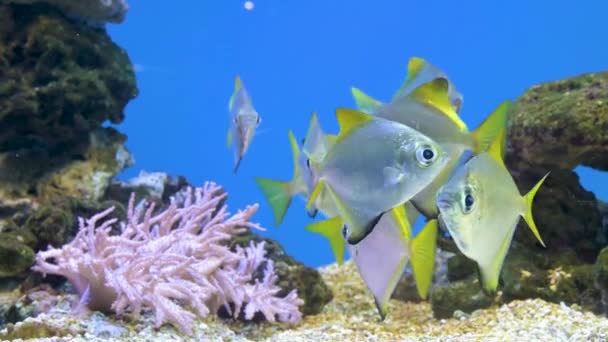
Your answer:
[409,219,438,299]
[305,217,345,264]
[471,100,511,155]
[521,172,550,247]
[254,178,292,226]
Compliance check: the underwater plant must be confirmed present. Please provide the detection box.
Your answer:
[31,182,304,335]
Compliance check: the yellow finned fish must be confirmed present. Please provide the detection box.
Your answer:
[305,108,449,244]
[436,128,548,293]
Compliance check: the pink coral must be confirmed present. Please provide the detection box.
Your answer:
[32,182,304,334]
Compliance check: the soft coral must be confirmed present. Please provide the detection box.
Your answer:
[32,182,303,334]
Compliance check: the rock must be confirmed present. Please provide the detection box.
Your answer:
[0,2,136,250]
[0,230,35,277]
[430,276,495,319]
[3,0,129,25]
[103,171,192,206]
[507,71,608,171]
[510,168,603,263]
[229,231,333,316]
[594,247,608,314]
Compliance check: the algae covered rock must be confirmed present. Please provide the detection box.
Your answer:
[4,0,129,24]
[507,72,608,171]
[0,231,35,277]
[594,247,608,313]
[0,2,136,203]
[0,2,136,247]
[510,168,603,262]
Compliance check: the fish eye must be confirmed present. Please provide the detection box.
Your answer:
[415,144,437,167]
[342,224,349,238]
[256,116,261,125]
[461,187,475,214]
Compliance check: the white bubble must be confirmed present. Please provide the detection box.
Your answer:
[244,1,254,10]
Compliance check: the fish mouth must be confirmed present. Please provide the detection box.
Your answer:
[435,193,452,211]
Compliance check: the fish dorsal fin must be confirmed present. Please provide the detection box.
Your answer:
[234,75,242,92]
[487,127,507,168]
[472,100,511,155]
[229,75,243,111]
[335,108,374,143]
[287,130,301,180]
[392,56,433,100]
[304,112,320,144]
[351,87,383,114]
[409,78,468,131]
[404,56,427,87]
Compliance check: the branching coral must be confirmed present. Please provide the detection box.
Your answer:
[32,182,304,334]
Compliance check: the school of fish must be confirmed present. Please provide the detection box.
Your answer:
[229,57,549,319]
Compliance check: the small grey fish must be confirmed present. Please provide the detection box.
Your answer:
[227,75,261,173]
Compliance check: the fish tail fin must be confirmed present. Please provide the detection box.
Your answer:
[409,219,438,299]
[305,217,345,264]
[254,177,293,226]
[521,172,550,247]
[351,87,383,114]
[471,100,511,155]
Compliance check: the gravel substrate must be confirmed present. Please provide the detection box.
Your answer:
[2,261,608,341]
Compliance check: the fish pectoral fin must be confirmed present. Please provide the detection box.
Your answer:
[388,204,413,242]
[478,227,516,294]
[351,87,383,114]
[410,219,438,299]
[383,166,404,187]
[305,217,345,264]
[323,184,380,244]
[472,100,511,156]
[521,172,550,247]
[226,130,233,148]
[254,177,293,226]
[409,78,468,131]
[305,180,325,215]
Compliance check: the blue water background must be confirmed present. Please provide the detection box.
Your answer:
[107,1,608,268]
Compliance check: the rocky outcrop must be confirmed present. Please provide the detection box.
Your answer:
[0,2,137,274]
[2,0,129,24]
